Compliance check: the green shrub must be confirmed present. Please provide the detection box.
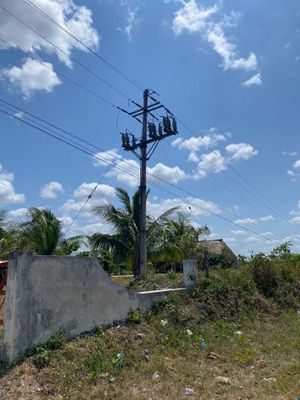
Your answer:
[248,254,280,297]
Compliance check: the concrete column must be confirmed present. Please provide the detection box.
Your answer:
[183,259,198,289]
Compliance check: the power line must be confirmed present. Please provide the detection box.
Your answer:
[2,1,293,236]
[0,38,128,113]
[173,116,297,233]
[0,106,284,244]
[21,0,144,92]
[0,4,133,103]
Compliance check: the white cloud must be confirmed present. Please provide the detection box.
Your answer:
[173,0,218,34]
[0,164,25,207]
[148,163,186,184]
[245,235,260,243]
[104,156,186,187]
[93,149,121,167]
[172,132,228,152]
[148,196,220,218]
[222,236,236,243]
[234,217,257,225]
[118,6,139,42]
[7,207,28,219]
[40,181,64,199]
[231,229,247,235]
[241,73,262,87]
[172,0,258,74]
[283,151,297,156]
[293,160,300,169]
[206,22,257,72]
[0,0,99,67]
[226,143,258,160]
[73,183,116,200]
[195,150,227,179]
[260,215,274,221]
[2,58,61,98]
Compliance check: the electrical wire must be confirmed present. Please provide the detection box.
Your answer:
[0,106,286,244]
[0,4,132,102]
[21,0,144,92]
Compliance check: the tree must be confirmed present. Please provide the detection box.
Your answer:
[89,188,179,276]
[20,208,82,255]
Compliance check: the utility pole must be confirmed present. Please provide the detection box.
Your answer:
[139,89,149,276]
[121,89,179,276]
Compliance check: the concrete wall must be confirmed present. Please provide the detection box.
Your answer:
[1,252,185,365]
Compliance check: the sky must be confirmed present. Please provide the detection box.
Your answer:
[0,0,299,255]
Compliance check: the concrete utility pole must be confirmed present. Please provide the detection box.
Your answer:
[139,89,149,276]
[121,89,179,276]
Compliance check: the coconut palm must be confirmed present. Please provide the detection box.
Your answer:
[20,208,83,255]
[90,188,180,275]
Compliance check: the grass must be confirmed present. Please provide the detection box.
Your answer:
[1,256,300,399]
[1,294,300,399]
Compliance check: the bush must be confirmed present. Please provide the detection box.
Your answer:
[248,254,280,297]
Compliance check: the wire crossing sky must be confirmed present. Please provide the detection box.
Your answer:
[0,0,299,254]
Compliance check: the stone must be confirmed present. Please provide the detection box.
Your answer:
[207,352,220,360]
[152,371,160,379]
[215,376,231,385]
[235,330,243,336]
[185,387,194,395]
[160,319,168,326]
[263,377,277,384]
[100,372,109,379]
[186,329,193,336]
[108,377,115,384]
[137,333,145,338]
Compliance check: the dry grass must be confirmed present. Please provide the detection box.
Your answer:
[1,294,299,400]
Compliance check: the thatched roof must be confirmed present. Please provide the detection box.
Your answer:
[197,239,237,265]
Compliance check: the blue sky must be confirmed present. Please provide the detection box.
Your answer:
[0,0,299,255]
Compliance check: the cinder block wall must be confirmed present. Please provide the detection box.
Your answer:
[1,252,185,365]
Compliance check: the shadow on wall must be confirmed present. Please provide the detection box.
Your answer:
[1,252,186,365]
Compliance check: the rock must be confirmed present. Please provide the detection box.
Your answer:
[263,377,277,384]
[185,387,194,395]
[160,319,168,326]
[152,371,160,379]
[108,377,115,383]
[137,333,145,338]
[100,372,109,379]
[215,376,231,385]
[186,329,193,336]
[144,354,150,362]
[235,330,243,336]
[207,351,220,360]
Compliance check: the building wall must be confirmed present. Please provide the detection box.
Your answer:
[1,252,185,365]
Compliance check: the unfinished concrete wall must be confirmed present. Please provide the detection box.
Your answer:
[1,252,185,365]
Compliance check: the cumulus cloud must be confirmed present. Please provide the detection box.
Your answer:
[260,215,274,221]
[234,217,257,225]
[231,229,247,235]
[283,151,297,156]
[0,164,25,207]
[2,58,61,98]
[7,207,28,219]
[0,0,99,67]
[73,183,116,200]
[241,73,262,87]
[40,181,64,199]
[102,155,186,187]
[226,143,258,160]
[61,182,116,218]
[92,149,121,167]
[148,196,220,218]
[293,160,300,169]
[173,0,218,34]
[172,132,229,152]
[172,0,259,77]
[244,235,260,243]
[194,150,227,179]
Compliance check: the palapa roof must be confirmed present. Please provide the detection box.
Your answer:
[197,239,237,262]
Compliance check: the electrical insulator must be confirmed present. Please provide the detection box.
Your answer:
[121,133,126,147]
[163,116,171,133]
[125,133,130,146]
[172,117,178,134]
[158,123,163,136]
[149,123,157,139]
[131,135,136,147]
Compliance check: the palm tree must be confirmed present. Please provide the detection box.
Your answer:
[90,188,179,276]
[20,208,82,255]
